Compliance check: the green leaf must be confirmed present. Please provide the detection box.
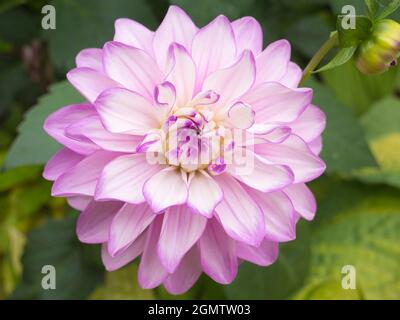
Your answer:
[170,0,256,26]
[377,0,400,19]
[314,46,357,73]
[286,14,333,58]
[43,0,158,71]
[353,97,400,188]
[337,15,372,48]
[306,78,377,174]
[322,61,398,115]
[296,181,400,299]
[11,216,104,299]
[0,165,42,192]
[224,221,311,299]
[5,81,84,169]
[365,0,379,18]
[90,264,154,300]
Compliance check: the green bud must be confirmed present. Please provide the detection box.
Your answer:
[355,19,400,75]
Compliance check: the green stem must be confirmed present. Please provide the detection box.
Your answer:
[300,32,339,85]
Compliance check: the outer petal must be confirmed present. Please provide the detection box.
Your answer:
[279,62,302,88]
[231,16,263,55]
[255,39,291,85]
[65,115,141,153]
[236,239,279,266]
[157,205,207,273]
[187,171,223,217]
[191,15,236,88]
[138,216,168,289]
[308,136,323,155]
[103,41,163,99]
[44,103,100,155]
[214,174,264,246]
[43,148,84,181]
[227,149,294,193]
[283,183,316,221]
[143,167,188,213]
[102,230,147,271]
[289,104,326,143]
[241,82,313,124]
[246,188,297,242]
[254,135,326,183]
[202,50,255,109]
[108,203,156,256]
[114,18,154,55]
[76,48,103,72]
[199,218,237,284]
[52,151,118,197]
[95,153,163,204]
[67,67,120,103]
[153,5,198,71]
[76,200,122,244]
[163,246,202,295]
[95,88,160,135]
[67,196,91,211]
[166,43,196,106]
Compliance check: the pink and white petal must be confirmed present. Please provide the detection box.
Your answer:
[163,246,202,295]
[65,115,141,153]
[226,150,294,193]
[308,136,323,155]
[102,230,147,271]
[154,81,176,109]
[108,203,156,256]
[157,205,207,273]
[52,151,118,197]
[166,43,196,106]
[143,167,188,213]
[214,174,264,246]
[236,239,279,266]
[67,196,92,211]
[67,67,120,103]
[114,18,154,55]
[202,50,255,109]
[76,200,122,244]
[246,188,297,242]
[44,103,100,155]
[138,216,168,289]
[254,135,326,183]
[255,39,291,85]
[199,219,237,284]
[241,82,312,124]
[95,87,160,135]
[191,15,236,88]
[261,126,292,144]
[279,62,302,88]
[231,16,263,55]
[289,104,326,143]
[43,148,84,181]
[76,48,103,72]
[225,102,255,130]
[188,90,220,106]
[153,5,198,71]
[103,41,163,99]
[95,153,163,204]
[188,171,223,217]
[284,183,316,221]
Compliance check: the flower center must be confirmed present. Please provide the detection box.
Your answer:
[162,106,226,173]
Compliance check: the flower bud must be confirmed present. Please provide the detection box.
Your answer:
[355,19,400,75]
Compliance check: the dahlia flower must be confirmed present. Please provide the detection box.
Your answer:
[43,5,326,294]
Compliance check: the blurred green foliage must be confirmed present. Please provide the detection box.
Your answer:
[0,0,399,300]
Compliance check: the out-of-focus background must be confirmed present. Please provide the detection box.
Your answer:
[0,0,399,300]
